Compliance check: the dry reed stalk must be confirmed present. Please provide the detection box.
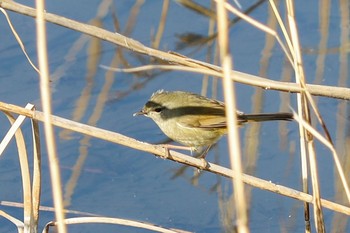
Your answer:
[0,7,39,73]
[1,0,350,97]
[269,1,312,230]
[331,1,350,230]
[100,63,350,100]
[151,0,169,49]
[222,1,292,65]
[286,0,329,231]
[1,201,101,217]
[43,217,188,233]
[201,0,217,97]
[293,111,350,200]
[30,117,42,231]
[0,209,24,232]
[1,0,350,100]
[176,0,216,19]
[216,0,249,232]
[287,3,314,232]
[0,102,349,216]
[1,107,34,232]
[272,1,350,211]
[35,0,66,232]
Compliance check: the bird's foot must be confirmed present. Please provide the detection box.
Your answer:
[199,158,210,170]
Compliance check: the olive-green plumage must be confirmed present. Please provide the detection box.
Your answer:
[134,90,293,153]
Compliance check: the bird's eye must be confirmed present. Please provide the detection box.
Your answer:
[154,107,163,113]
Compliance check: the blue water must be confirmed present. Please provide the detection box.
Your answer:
[0,1,348,232]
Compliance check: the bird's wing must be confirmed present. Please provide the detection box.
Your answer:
[177,113,227,129]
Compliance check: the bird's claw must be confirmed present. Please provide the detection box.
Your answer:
[199,158,209,170]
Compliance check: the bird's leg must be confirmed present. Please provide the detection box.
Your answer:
[198,145,212,159]
[197,145,211,169]
[159,144,192,159]
[160,144,210,169]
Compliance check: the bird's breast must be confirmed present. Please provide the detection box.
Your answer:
[155,118,225,148]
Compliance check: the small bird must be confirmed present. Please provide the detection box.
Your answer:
[134,90,293,157]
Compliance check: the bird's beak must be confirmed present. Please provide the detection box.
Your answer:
[133,110,145,117]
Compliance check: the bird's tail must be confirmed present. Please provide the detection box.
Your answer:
[239,112,293,123]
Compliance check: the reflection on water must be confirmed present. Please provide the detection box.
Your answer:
[0,0,349,232]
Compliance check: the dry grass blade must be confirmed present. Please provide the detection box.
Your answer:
[0,7,39,73]
[31,117,42,229]
[0,210,24,233]
[0,103,35,232]
[268,0,294,63]
[1,200,101,217]
[270,1,333,146]
[42,217,189,233]
[222,1,293,65]
[293,112,350,203]
[175,0,216,19]
[0,103,34,156]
